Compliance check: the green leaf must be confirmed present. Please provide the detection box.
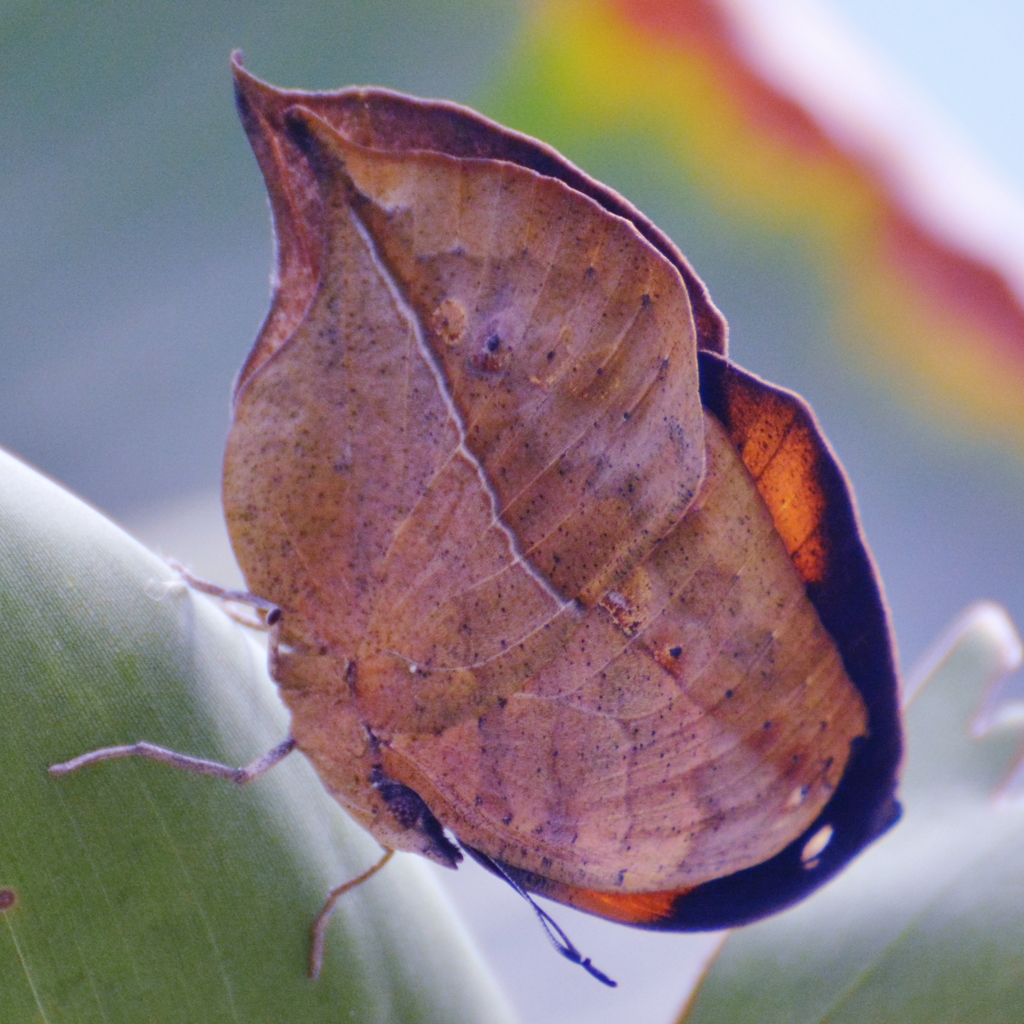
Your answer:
[0,448,516,1024]
[679,604,1024,1024]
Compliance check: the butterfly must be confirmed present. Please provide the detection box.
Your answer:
[52,54,902,986]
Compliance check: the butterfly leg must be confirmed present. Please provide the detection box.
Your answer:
[166,558,280,631]
[309,849,395,979]
[50,560,296,784]
[49,736,297,785]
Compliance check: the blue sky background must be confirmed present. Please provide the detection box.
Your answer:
[829,0,1024,190]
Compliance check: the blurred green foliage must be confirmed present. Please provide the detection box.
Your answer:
[0,448,515,1023]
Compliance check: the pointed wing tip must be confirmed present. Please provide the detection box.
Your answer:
[232,53,267,134]
[231,53,287,131]
[230,50,261,99]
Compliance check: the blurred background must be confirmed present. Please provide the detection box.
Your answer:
[3,1,1022,1021]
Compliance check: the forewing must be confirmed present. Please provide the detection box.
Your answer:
[225,107,705,719]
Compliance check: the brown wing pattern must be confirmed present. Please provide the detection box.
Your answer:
[231,53,726,394]
[515,358,903,923]
[226,61,901,927]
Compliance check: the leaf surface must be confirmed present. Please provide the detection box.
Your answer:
[0,448,515,1024]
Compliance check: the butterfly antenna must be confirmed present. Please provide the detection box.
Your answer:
[464,846,617,987]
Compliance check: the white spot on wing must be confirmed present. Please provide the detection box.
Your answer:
[800,823,834,869]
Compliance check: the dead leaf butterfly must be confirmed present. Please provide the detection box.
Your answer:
[52,53,902,985]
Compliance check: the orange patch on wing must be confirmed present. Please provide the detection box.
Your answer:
[562,886,683,924]
[715,368,829,584]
